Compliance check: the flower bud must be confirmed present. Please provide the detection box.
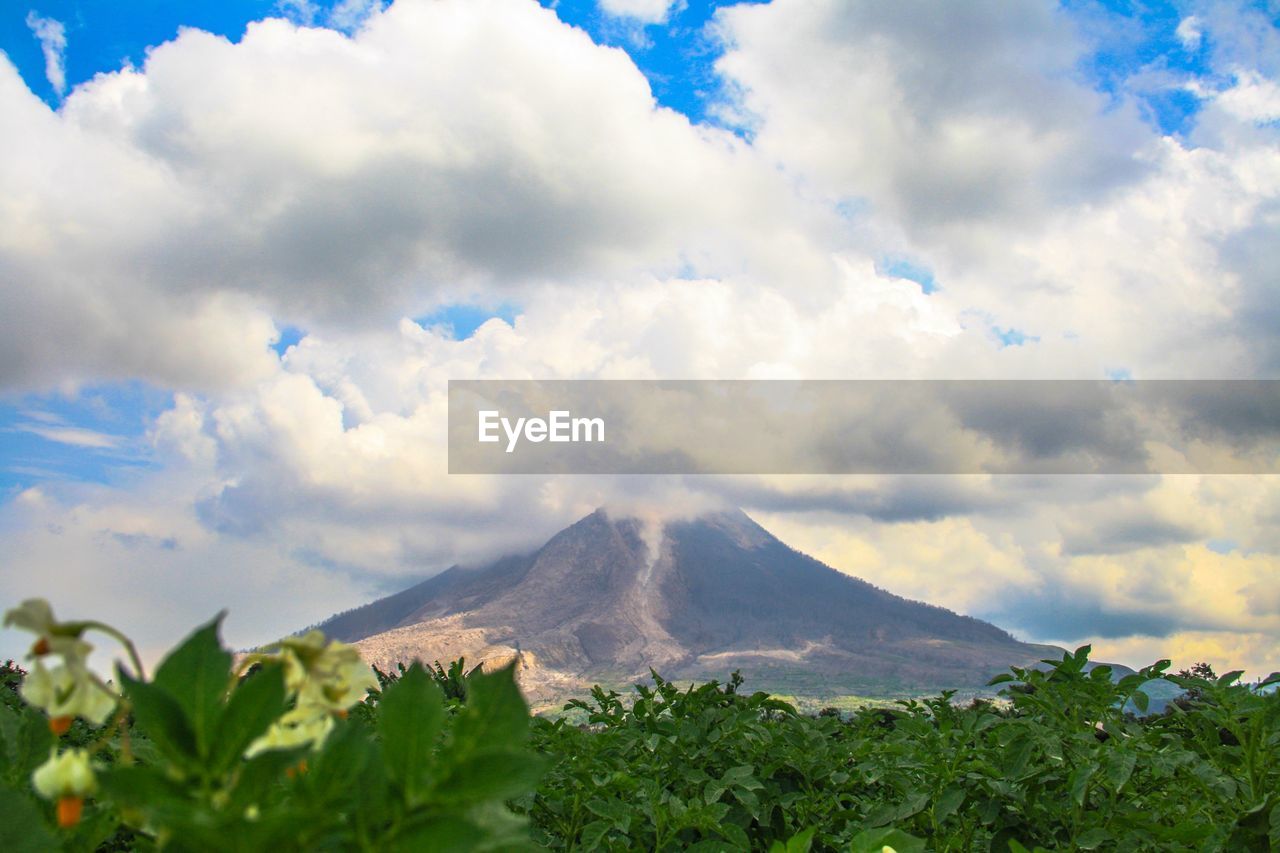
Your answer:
[33,749,97,801]
[56,797,84,828]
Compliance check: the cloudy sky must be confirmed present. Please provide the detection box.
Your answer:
[1,0,1277,678]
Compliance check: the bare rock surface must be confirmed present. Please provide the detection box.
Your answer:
[317,508,1054,700]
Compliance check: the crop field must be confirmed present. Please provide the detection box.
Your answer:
[1,612,1276,852]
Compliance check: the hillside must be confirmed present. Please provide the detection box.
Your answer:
[315,509,1058,699]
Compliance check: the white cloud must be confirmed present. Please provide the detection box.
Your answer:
[712,0,1151,238]
[1176,16,1204,52]
[0,0,831,391]
[3,0,1280,679]
[327,0,386,33]
[598,0,678,25]
[1090,631,1280,681]
[17,424,121,449]
[0,478,371,669]
[1215,69,1280,124]
[24,11,67,96]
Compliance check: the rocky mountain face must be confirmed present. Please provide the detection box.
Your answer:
[317,509,1056,701]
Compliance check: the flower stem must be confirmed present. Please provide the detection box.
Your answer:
[83,621,146,680]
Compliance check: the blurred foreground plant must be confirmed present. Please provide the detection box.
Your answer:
[0,599,544,851]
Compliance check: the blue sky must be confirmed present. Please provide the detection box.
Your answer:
[2,0,739,118]
[3,0,1228,126]
[0,382,166,496]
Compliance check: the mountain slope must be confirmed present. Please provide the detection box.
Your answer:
[316,508,1056,698]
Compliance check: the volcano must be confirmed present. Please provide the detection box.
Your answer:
[314,509,1055,700]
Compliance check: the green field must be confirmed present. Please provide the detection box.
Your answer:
[2,619,1277,852]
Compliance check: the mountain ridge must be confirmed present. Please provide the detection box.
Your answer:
[314,508,1060,700]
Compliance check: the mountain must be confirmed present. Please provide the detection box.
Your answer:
[316,508,1058,701]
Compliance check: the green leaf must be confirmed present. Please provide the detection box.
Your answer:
[579,819,611,850]
[308,717,377,805]
[865,791,929,828]
[226,747,308,814]
[152,614,232,759]
[1076,827,1110,849]
[1129,687,1150,714]
[585,797,632,831]
[1069,763,1096,808]
[209,661,287,775]
[0,702,52,778]
[1001,733,1035,779]
[1103,751,1136,792]
[0,788,58,853]
[377,662,444,795]
[1216,670,1244,687]
[0,703,17,777]
[97,764,190,820]
[987,673,1015,686]
[393,815,486,853]
[849,827,926,853]
[434,749,546,803]
[719,823,751,849]
[119,669,198,769]
[779,826,815,853]
[449,663,530,759]
[934,786,965,823]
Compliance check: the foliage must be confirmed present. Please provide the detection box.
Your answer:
[519,647,1280,852]
[1,600,1277,852]
[0,604,544,851]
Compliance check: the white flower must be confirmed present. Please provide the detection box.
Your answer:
[279,631,378,712]
[245,705,335,757]
[241,629,377,758]
[32,749,97,800]
[21,660,117,726]
[4,599,57,635]
[3,599,93,664]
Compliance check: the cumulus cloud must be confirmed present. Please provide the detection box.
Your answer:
[3,0,1280,679]
[1091,631,1280,680]
[752,481,1280,676]
[0,0,826,391]
[1215,70,1280,124]
[712,0,1150,237]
